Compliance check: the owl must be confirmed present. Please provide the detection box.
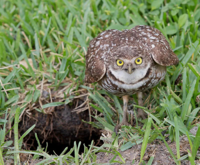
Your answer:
[85,25,179,131]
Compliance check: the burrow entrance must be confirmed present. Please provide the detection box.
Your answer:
[19,102,102,155]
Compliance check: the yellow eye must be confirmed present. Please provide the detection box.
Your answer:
[135,57,143,65]
[116,59,124,66]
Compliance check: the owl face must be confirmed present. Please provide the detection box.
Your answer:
[106,45,153,84]
[109,55,152,84]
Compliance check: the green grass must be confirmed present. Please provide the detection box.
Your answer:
[0,0,200,164]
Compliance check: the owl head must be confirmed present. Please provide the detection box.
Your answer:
[108,45,154,84]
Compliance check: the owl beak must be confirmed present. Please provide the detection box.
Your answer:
[128,65,133,74]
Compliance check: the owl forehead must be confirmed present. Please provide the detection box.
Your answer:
[111,45,147,59]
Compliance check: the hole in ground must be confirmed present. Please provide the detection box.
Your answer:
[40,136,102,155]
[26,132,102,155]
[19,103,102,155]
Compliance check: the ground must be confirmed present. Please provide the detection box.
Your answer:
[96,136,199,164]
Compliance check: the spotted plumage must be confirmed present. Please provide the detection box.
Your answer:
[85,25,179,131]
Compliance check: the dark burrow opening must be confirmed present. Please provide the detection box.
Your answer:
[25,132,102,156]
[19,102,102,155]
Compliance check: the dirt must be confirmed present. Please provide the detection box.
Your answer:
[96,139,200,164]
[96,128,200,165]
[19,98,102,155]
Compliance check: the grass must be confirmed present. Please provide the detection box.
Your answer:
[0,0,200,164]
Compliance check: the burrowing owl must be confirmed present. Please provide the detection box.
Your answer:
[85,25,179,131]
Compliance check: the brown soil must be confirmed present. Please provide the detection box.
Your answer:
[19,99,102,155]
[96,138,200,164]
[96,128,200,165]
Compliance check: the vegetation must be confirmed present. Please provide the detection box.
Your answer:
[0,0,200,164]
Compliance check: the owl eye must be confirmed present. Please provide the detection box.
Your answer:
[135,57,143,65]
[116,59,124,66]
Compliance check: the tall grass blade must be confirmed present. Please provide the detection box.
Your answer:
[174,115,181,164]
[182,41,199,65]
[0,149,4,165]
[191,126,200,158]
[188,150,195,165]
[181,79,196,121]
[14,107,21,165]
[140,117,152,163]
[80,141,94,165]
[19,124,36,148]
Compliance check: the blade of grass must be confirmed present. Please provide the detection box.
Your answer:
[110,149,125,164]
[80,141,94,165]
[143,109,161,125]
[182,67,187,101]
[0,109,5,165]
[42,18,52,45]
[0,149,4,165]
[186,107,200,127]
[74,141,81,164]
[6,150,46,158]
[140,117,152,163]
[19,44,35,79]
[89,92,114,125]
[35,157,56,165]
[35,133,42,150]
[188,150,195,165]
[191,126,200,158]
[94,116,114,131]
[34,34,40,57]
[186,131,193,151]
[14,107,21,165]
[0,110,7,146]
[147,156,154,165]
[18,124,36,149]
[165,117,193,136]
[113,95,123,115]
[181,79,196,121]
[170,89,183,104]
[182,40,199,65]
[188,63,200,78]
[41,102,65,109]
[74,28,87,50]
[174,115,181,165]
